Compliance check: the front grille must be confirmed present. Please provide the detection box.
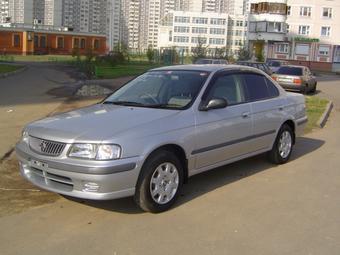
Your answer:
[30,167,73,192]
[29,136,66,156]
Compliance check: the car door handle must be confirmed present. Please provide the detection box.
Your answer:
[278,106,284,111]
[242,112,251,118]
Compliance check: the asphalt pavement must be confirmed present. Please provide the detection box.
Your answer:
[0,70,340,255]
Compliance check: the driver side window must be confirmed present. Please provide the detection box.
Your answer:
[207,74,246,105]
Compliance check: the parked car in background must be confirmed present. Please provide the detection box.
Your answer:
[236,61,273,75]
[194,58,228,65]
[266,60,289,73]
[271,65,317,94]
[16,65,307,213]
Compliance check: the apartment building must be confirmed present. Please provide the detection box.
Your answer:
[158,11,229,54]
[247,0,340,71]
[0,0,10,24]
[62,0,107,34]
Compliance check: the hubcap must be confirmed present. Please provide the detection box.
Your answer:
[278,131,292,159]
[150,162,179,205]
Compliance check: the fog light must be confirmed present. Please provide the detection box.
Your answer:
[83,182,100,192]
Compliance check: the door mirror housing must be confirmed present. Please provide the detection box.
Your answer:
[199,98,228,111]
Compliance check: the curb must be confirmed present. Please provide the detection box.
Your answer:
[317,101,333,128]
[0,66,27,79]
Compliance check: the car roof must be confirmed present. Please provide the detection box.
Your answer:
[151,64,264,73]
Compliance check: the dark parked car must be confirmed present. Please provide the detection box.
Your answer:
[271,65,317,94]
[236,61,273,75]
[266,60,289,73]
[194,58,228,65]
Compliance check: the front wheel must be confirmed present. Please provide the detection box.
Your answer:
[267,124,294,164]
[134,150,183,213]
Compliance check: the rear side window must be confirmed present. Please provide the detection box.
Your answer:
[242,73,270,101]
[265,78,280,97]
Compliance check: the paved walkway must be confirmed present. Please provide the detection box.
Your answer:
[0,63,75,160]
[0,77,339,254]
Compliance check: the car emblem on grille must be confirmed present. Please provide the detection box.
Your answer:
[39,140,48,151]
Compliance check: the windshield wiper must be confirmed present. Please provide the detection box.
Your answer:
[103,101,146,107]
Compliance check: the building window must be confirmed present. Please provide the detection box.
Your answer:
[276,44,289,53]
[34,35,39,47]
[210,28,225,35]
[192,17,208,24]
[191,37,207,44]
[13,34,20,47]
[209,38,225,45]
[295,44,310,55]
[236,20,243,27]
[93,39,100,49]
[300,7,311,17]
[174,16,190,23]
[210,18,225,25]
[322,8,332,18]
[40,36,46,48]
[192,27,208,34]
[318,45,330,56]
[80,38,86,49]
[267,22,284,33]
[321,26,331,37]
[173,36,189,43]
[298,25,310,35]
[174,26,190,33]
[286,24,290,33]
[73,38,80,48]
[57,37,64,49]
[287,6,291,15]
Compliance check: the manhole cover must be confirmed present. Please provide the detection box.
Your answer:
[76,84,113,97]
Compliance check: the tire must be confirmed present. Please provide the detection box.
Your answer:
[302,84,308,94]
[267,124,294,164]
[310,83,317,93]
[134,150,184,213]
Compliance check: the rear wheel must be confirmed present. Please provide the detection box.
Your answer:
[267,124,294,164]
[310,83,317,93]
[134,150,183,213]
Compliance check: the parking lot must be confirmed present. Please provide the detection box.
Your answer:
[0,64,340,255]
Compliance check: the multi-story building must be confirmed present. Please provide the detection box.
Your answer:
[0,0,10,24]
[248,0,340,71]
[7,0,34,24]
[158,11,230,55]
[62,0,107,34]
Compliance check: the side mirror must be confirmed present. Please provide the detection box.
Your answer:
[199,98,228,111]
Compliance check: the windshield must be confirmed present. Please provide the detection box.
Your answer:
[268,61,280,67]
[276,66,303,76]
[104,70,210,109]
[195,59,212,64]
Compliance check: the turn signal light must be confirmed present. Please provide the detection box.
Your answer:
[272,76,277,81]
[293,78,302,85]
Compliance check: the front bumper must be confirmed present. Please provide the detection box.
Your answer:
[15,142,143,200]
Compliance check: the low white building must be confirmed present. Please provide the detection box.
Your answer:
[157,10,247,57]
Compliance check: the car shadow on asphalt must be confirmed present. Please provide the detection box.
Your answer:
[64,136,325,214]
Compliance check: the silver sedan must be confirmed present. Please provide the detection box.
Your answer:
[16,65,307,212]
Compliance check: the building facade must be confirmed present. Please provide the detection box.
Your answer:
[0,27,106,55]
[247,0,340,71]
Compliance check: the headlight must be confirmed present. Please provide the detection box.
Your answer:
[22,130,29,143]
[68,144,121,160]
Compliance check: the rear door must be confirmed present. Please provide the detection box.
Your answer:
[242,73,286,150]
[194,72,252,169]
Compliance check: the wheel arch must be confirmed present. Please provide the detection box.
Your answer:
[282,119,296,144]
[141,144,189,184]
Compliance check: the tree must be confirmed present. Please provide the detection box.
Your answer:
[191,36,208,63]
[237,45,251,61]
[146,45,155,63]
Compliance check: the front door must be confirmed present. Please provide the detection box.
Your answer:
[193,73,253,169]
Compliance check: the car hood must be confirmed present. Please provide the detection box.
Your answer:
[26,104,183,143]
